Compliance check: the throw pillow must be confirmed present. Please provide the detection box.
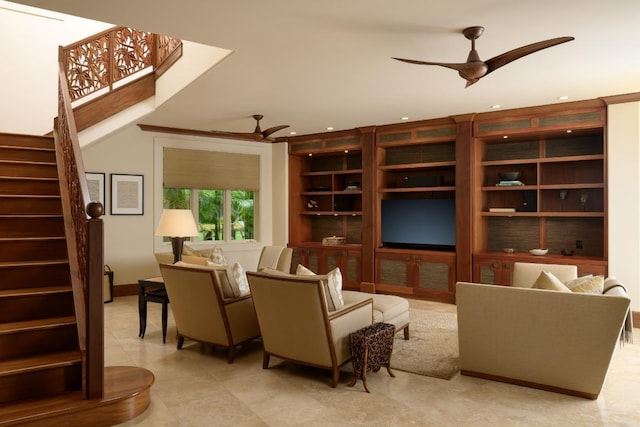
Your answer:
[295,264,344,311]
[532,271,571,292]
[208,246,228,266]
[325,267,345,309]
[296,264,315,276]
[565,275,604,294]
[205,260,240,298]
[231,262,250,295]
[182,244,199,257]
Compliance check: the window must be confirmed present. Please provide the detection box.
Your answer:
[162,147,260,242]
[163,187,255,242]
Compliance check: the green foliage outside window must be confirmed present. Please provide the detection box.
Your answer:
[163,188,255,241]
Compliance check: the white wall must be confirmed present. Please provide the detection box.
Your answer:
[608,101,640,310]
[81,125,288,286]
[0,1,111,134]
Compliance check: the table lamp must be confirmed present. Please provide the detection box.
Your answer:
[155,209,199,263]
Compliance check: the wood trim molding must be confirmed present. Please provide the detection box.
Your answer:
[633,311,639,330]
[112,283,139,298]
[599,92,640,105]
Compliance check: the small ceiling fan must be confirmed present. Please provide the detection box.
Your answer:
[393,26,574,87]
[209,114,289,142]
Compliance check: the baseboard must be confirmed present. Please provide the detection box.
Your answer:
[460,369,598,400]
[113,284,139,298]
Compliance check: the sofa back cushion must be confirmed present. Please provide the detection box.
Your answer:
[512,262,578,287]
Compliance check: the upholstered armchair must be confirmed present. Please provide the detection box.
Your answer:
[159,263,260,363]
[512,262,578,287]
[256,245,293,273]
[246,271,373,387]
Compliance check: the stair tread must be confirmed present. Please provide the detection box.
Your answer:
[0,316,76,335]
[0,144,55,153]
[0,159,56,166]
[0,366,154,425]
[0,175,58,181]
[0,194,60,199]
[0,286,72,298]
[0,350,81,377]
[0,236,65,242]
[0,259,69,268]
[0,214,63,218]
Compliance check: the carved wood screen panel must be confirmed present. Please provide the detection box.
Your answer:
[62,26,181,102]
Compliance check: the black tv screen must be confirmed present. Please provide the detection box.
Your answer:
[381,198,456,251]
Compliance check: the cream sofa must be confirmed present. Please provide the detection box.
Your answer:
[456,263,631,399]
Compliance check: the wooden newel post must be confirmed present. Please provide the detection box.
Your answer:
[86,201,105,399]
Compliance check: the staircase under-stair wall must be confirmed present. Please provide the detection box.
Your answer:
[0,132,153,425]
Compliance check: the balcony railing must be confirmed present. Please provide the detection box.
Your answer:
[61,26,182,103]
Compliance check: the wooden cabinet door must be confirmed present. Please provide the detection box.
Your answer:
[375,251,413,294]
[473,258,512,286]
[414,252,456,303]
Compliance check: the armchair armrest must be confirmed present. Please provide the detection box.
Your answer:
[329,298,374,364]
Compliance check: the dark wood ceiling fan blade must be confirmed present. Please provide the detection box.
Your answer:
[208,130,258,141]
[262,124,290,138]
[484,36,574,75]
[392,57,469,72]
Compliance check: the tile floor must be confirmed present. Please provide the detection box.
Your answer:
[108,296,640,426]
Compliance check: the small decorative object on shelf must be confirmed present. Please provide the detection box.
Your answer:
[559,190,568,211]
[580,193,589,211]
[503,247,515,253]
[561,249,574,256]
[529,248,549,256]
[322,235,346,246]
[307,199,318,209]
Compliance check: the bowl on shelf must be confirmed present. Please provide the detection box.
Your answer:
[529,248,549,256]
[561,249,574,256]
[498,171,522,181]
[503,247,515,254]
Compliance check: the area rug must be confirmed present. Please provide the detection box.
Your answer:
[390,308,459,380]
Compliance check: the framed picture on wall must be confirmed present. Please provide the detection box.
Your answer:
[111,173,144,215]
[85,172,106,209]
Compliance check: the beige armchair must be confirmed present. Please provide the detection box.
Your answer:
[159,263,260,363]
[256,245,293,273]
[246,271,373,387]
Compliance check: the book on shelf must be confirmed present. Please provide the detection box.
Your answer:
[496,180,524,186]
[489,207,516,213]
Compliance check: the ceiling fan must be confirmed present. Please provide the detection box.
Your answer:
[393,26,574,87]
[209,114,289,142]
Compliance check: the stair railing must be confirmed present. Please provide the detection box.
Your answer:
[56,48,104,399]
[61,26,182,104]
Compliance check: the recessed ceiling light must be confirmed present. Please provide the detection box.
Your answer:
[326,127,334,131]
[401,117,409,121]
[289,131,297,135]
[491,104,501,109]
[558,95,569,100]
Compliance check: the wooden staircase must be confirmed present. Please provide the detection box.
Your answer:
[0,133,153,426]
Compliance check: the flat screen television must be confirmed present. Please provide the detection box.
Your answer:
[381,198,456,251]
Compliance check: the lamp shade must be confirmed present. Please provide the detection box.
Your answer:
[155,209,199,237]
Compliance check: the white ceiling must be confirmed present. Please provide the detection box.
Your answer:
[11,0,640,138]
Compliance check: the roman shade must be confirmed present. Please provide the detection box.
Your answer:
[163,147,260,190]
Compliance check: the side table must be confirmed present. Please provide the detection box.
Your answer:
[348,322,395,392]
[138,276,169,343]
